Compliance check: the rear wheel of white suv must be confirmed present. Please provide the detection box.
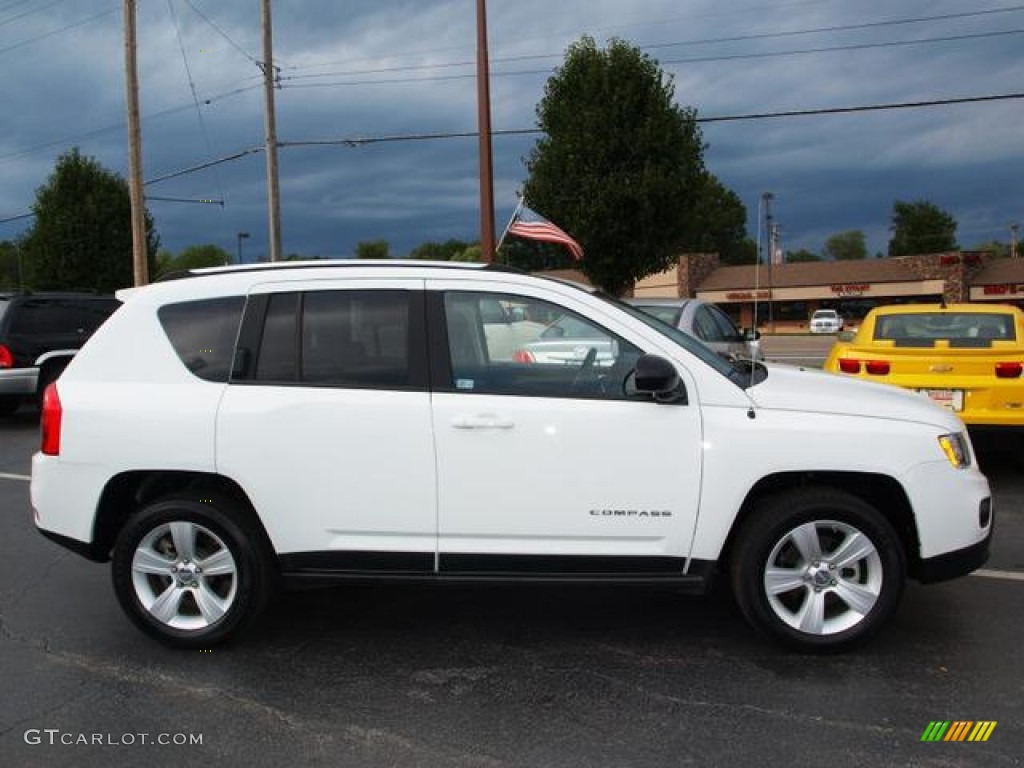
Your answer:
[730,488,906,652]
[111,496,276,648]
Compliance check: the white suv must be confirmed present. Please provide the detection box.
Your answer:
[31,262,992,651]
[810,309,844,334]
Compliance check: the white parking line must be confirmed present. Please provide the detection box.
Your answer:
[972,568,1024,582]
[0,472,30,482]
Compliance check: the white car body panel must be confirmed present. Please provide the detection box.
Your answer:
[31,262,991,583]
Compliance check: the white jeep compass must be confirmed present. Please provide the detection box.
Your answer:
[31,261,992,651]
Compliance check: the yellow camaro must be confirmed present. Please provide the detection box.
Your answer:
[824,303,1024,427]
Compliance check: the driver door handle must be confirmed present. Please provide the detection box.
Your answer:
[451,414,515,430]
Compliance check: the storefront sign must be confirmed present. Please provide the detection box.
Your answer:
[982,284,1024,296]
[725,291,771,300]
[830,283,870,296]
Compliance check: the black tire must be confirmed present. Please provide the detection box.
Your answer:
[111,496,277,648]
[730,488,906,652]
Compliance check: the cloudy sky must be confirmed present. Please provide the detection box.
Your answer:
[1,0,1022,262]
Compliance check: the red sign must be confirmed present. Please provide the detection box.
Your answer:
[725,291,771,300]
[830,283,870,296]
[983,284,1024,295]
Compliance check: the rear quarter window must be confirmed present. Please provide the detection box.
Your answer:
[158,296,245,382]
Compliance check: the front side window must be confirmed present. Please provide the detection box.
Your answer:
[443,292,642,400]
[158,296,245,382]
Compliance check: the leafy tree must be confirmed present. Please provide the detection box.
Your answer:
[523,36,706,296]
[972,239,1009,258]
[682,173,749,265]
[452,244,482,262]
[888,200,958,256]
[409,239,470,261]
[155,244,231,278]
[787,248,822,262]
[823,230,867,261]
[355,240,389,259]
[20,148,159,292]
[0,240,22,289]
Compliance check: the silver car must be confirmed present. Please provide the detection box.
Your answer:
[625,298,763,361]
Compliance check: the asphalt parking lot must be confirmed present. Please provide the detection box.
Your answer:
[1,385,1022,767]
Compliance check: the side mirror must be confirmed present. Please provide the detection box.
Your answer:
[837,331,855,342]
[634,354,686,403]
[744,328,760,342]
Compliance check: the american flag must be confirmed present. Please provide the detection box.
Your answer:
[507,206,584,261]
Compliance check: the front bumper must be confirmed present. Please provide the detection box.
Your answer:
[917,521,992,583]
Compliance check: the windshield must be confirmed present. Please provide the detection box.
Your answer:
[596,294,748,383]
[874,312,1016,346]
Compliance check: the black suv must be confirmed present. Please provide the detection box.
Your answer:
[0,292,120,415]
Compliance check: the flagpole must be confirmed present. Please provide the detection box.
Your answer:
[496,195,525,255]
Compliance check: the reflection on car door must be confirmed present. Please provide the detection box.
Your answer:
[426,282,704,577]
[217,279,437,571]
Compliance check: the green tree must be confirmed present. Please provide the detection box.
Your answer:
[523,36,706,296]
[972,239,1009,258]
[155,244,231,278]
[0,240,22,289]
[823,230,867,261]
[20,148,159,291]
[888,200,958,256]
[452,244,482,262]
[355,240,389,259]
[409,239,470,261]
[787,248,822,262]
[683,173,749,265]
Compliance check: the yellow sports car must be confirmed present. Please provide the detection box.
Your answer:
[824,303,1024,427]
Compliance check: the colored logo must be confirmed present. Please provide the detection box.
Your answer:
[921,721,997,742]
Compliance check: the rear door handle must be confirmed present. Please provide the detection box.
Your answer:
[451,414,515,430]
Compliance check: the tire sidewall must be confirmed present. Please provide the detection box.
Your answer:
[732,490,906,652]
[111,498,266,648]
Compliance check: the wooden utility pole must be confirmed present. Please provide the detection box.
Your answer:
[123,0,148,285]
[261,0,282,262]
[475,0,495,262]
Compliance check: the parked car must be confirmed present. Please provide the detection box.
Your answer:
[0,291,120,415]
[810,309,844,334]
[32,262,991,652]
[824,303,1024,431]
[626,297,763,361]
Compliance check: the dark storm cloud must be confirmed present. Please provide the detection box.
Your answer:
[1,0,1022,264]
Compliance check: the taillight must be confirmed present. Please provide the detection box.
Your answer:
[513,349,535,363]
[865,360,891,375]
[995,362,1023,378]
[0,344,12,369]
[40,383,62,456]
[838,358,861,374]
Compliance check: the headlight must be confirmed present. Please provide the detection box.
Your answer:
[938,432,971,469]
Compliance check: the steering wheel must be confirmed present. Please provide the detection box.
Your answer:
[570,347,598,393]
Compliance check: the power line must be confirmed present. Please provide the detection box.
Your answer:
[146,195,224,206]
[278,28,1024,91]
[278,5,1024,84]
[0,6,118,57]
[167,0,225,205]
[180,0,259,65]
[0,0,68,28]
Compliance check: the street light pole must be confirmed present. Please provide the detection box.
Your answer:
[762,192,774,331]
[236,232,250,264]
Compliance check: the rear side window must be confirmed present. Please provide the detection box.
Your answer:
[251,290,415,389]
[9,299,81,335]
[80,299,121,332]
[158,296,245,382]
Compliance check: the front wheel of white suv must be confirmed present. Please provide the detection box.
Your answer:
[730,488,907,652]
[111,497,276,648]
